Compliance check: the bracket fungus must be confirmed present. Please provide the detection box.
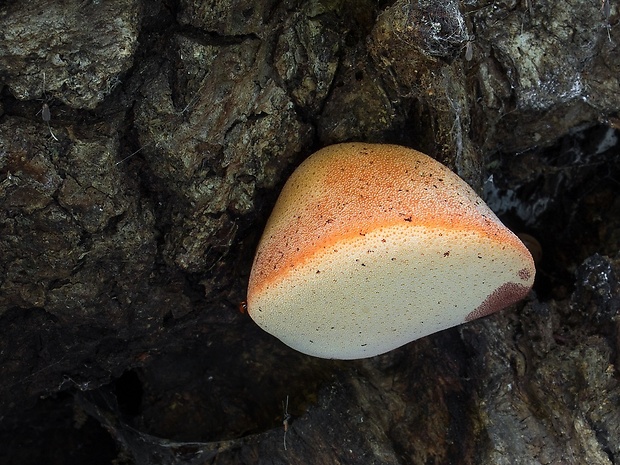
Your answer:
[247,143,535,359]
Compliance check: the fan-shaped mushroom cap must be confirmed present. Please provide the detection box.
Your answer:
[247,143,535,359]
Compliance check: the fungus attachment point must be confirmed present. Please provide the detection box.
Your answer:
[247,143,535,359]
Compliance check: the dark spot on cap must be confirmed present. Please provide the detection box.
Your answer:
[518,267,532,281]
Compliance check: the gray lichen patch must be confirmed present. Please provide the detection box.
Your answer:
[134,35,312,272]
[0,116,156,321]
[0,0,140,109]
[274,1,341,113]
[467,0,620,152]
[178,0,279,36]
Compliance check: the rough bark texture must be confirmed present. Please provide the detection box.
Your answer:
[0,0,619,464]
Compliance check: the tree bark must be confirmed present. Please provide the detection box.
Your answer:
[0,0,619,463]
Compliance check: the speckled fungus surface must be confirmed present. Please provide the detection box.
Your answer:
[247,143,535,359]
